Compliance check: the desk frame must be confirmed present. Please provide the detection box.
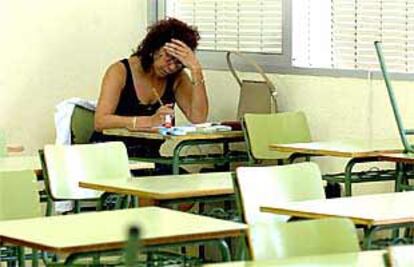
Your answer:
[271,140,403,196]
[104,129,248,175]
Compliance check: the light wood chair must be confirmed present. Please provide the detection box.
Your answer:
[235,162,327,260]
[0,170,42,265]
[242,111,312,164]
[40,142,131,215]
[250,218,360,260]
[70,105,95,144]
[0,170,42,220]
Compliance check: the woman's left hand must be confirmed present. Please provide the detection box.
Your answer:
[164,39,201,71]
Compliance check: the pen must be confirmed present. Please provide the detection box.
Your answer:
[151,88,164,106]
[152,87,172,128]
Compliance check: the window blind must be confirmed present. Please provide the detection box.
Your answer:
[294,0,414,73]
[165,0,283,54]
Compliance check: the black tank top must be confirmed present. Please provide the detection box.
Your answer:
[90,58,177,157]
[115,58,176,116]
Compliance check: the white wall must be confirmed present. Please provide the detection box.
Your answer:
[0,0,146,153]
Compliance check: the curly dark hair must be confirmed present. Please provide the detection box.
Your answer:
[132,18,200,72]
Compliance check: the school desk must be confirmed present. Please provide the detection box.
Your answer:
[103,128,247,174]
[270,139,404,196]
[261,191,414,249]
[0,207,247,266]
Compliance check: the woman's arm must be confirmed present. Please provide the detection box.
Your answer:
[94,62,160,131]
[164,39,209,123]
[173,69,208,123]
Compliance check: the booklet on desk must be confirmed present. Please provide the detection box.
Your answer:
[158,123,232,136]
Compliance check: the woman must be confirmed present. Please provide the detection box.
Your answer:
[91,18,208,161]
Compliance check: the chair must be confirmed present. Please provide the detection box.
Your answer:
[242,111,312,164]
[0,170,42,220]
[0,170,42,265]
[235,162,327,259]
[236,162,325,225]
[250,218,360,260]
[40,142,131,215]
[71,105,95,144]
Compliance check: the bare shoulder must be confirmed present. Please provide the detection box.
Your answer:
[105,61,127,79]
[102,60,128,90]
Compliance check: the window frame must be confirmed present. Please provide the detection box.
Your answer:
[148,0,414,81]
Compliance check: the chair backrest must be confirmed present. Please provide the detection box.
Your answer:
[243,111,311,161]
[236,162,325,225]
[250,218,360,260]
[0,170,42,220]
[43,142,130,200]
[71,105,95,144]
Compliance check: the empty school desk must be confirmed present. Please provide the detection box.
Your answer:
[0,207,247,266]
[204,250,386,267]
[103,128,247,174]
[270,139,404,196]
[261,191,414,249]
[79,172,234,207]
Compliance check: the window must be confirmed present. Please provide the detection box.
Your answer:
[293,0,414,74]
[165,0,283,54]
[152,0,414,75]
[152,0,291,71]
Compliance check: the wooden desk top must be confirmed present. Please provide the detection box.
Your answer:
[0,156,41,175]
[104,128,244,141]
[0,207,247,255]
[379,153,414,164]
[79,172,233,200]
[204,250,386,267]
[261,191,414,226]
[269,139,404,158]
[387,245,414,267]
[128,160,154,170]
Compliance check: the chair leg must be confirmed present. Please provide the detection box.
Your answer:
[46,198,53,216]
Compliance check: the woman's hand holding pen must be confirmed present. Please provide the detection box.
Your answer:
[151,104,174,126]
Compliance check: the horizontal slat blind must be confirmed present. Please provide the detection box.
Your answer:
[294,0,414,73]
[165,0,283,54]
